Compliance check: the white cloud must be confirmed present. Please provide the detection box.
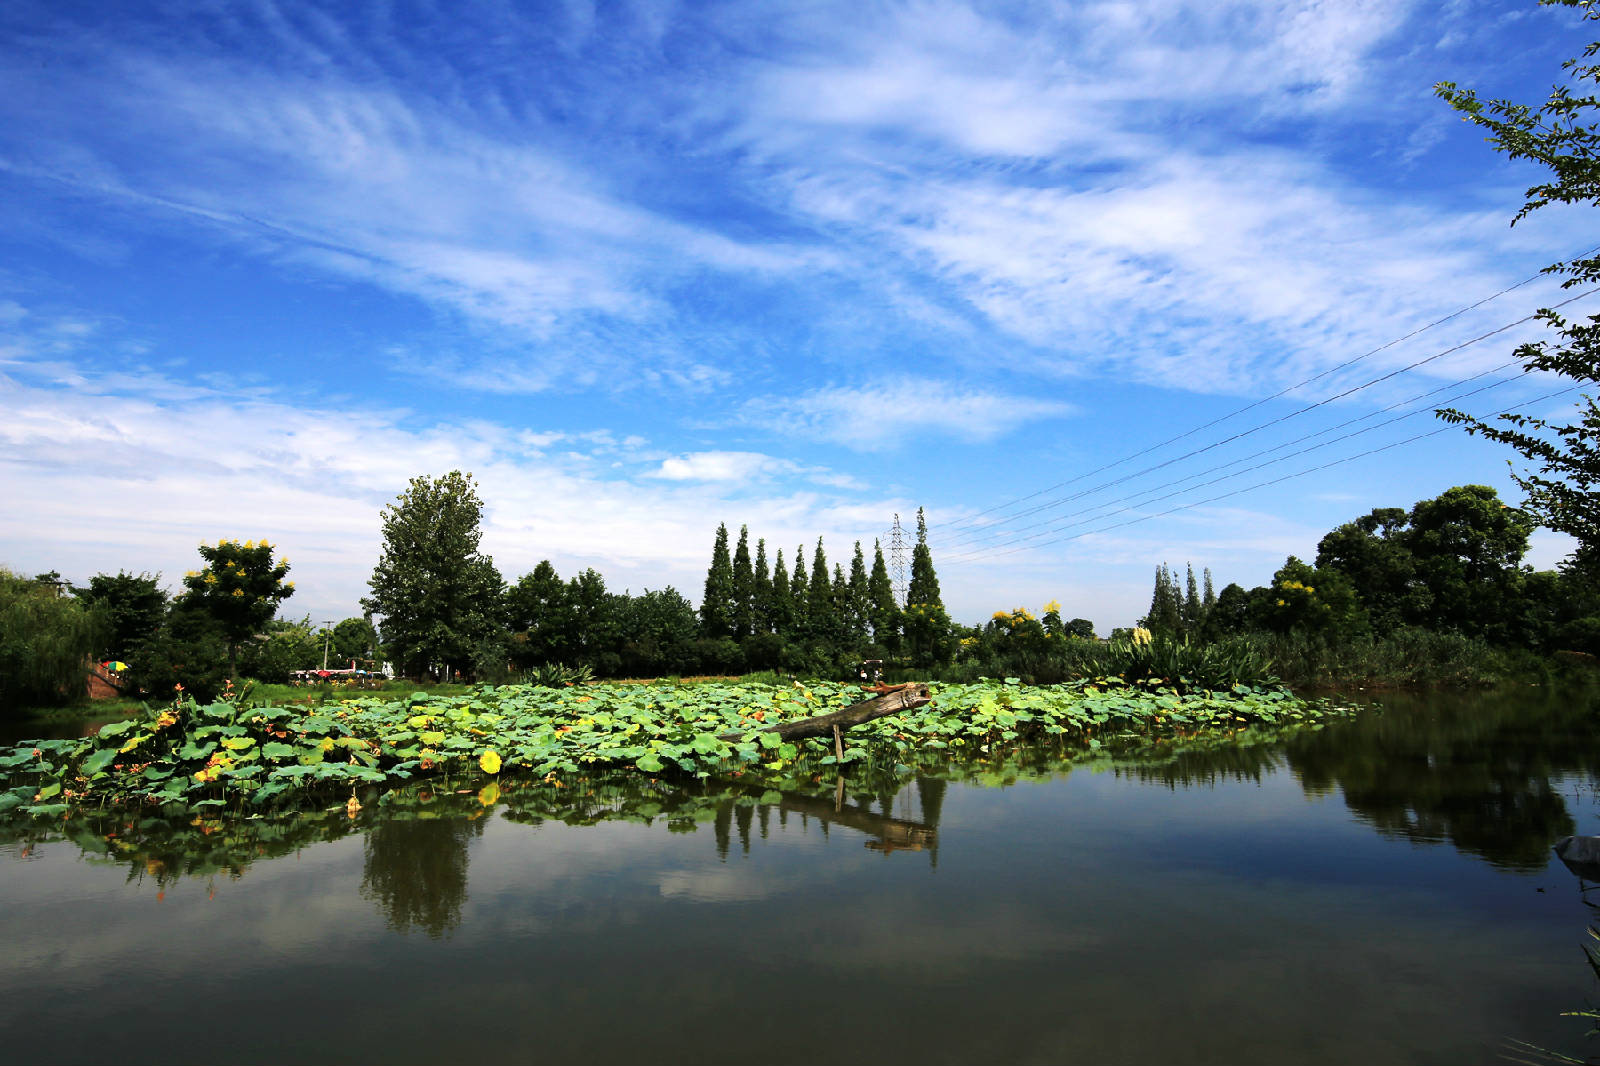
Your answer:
[648,450,861,488]
[745,377,1076,451]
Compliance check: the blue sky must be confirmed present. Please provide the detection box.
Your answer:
[0,0,1593,630]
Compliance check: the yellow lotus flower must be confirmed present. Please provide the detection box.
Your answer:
[345,794,362,819]
[477,782,500,807]
[479,749,502,775]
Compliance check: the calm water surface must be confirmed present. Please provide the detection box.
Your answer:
[5,687,1600,1065]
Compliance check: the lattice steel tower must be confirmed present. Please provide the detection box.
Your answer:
[886,513,909,606]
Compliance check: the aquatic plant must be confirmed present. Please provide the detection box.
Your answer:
[0,677,1352,823]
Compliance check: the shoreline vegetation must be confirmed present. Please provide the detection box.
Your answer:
[1,675,1360,827]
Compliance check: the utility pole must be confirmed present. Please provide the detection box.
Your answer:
[887,513,908,607]
[320,621,334,670]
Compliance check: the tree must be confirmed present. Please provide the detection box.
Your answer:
[363,471,505,679]
[1436,3,1600,575]
[808,538,835,641]
[731,525,754,640]
[846,542,871,646]
[1142,564,1182,637]
[1258,557,1369,640]
[1315,506,1422,632]
[770,548,794,636]
[506,561,573,667]
[790,545,810,635]
[867,540,900,650]
[1181,564,1202,636]
[907,508,943,607]
[0,568,101,712]
[181,538,294,675]
[752,538,773,635]
[1066,617,1096,640]
[332,616,381,664]
[699,524,735,639]
[77,571,166,661]
[1402,484,1534,639]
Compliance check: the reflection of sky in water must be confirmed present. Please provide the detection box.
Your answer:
[1,756,1595,1065]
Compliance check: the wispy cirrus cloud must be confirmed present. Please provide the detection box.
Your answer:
[743,377,1076,451]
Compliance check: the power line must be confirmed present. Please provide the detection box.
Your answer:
[936,288,1595,551]
[945,386,1583,562]
[940,366,1529,561]
[936,357,1526,557]
[935,252,1596,538]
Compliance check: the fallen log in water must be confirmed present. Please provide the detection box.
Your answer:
[718,682,933,744]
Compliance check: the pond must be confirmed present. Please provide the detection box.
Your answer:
[3,685,1600,1065]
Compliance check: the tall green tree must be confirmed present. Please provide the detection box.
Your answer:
[1142,564,1182,636]
[0,568,101,712]
[867,540,900,650]
[1436,3,1600,575]
[808,538,835,641]
[1181,564,1202,636]
[771,548,794,636]
[363,471,505,679]
[1315,507,1423,632]
[731,525,754,640]
[78,571,166,661]
[790,545,810,635]
[907,507,942,607]
[1402,484,1534,640]
[699,523,735,639]
[846,542,871,646]
[752,538,773,635]
[506,561,573,667]
[182,538,294,675]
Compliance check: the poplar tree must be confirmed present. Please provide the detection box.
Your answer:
[1182,564,1202,636]
[832,563,851,646]
[868,540,901,649]
[731,525,754,640]
[808,538,834,640]
[1142,563,1182,637]
[790,545,809,635]
[364,470,503,679]
[771,548,793,636]
[752,538,773,635]
[700,523,735,639]
[907,507,942,606]
[847,541,871,646]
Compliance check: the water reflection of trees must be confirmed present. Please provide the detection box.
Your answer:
[360,815,483,938]
[1278,689,1600,871]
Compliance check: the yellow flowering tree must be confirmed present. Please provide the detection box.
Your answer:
[1260,556,1368,640]
[181,539,294,676]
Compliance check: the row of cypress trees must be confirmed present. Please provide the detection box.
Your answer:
[698,509,944,658]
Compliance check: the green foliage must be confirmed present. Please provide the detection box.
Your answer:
[239,617,320,680]
[363,471,505,679]
[1405,485,1535,640]
[127,600,230,703]
[699,523,735,639]
[522,662,595,687]
[506,560,570,668]
[1258,557,1370,641]
[731,525,754,640]
[0,568,101,712]
[331,617,381,664]
[868,540,901,650]
[76,571,166,660]
[1436,7,1600,574]
[181,539,293,673]
[907,507,942,607]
